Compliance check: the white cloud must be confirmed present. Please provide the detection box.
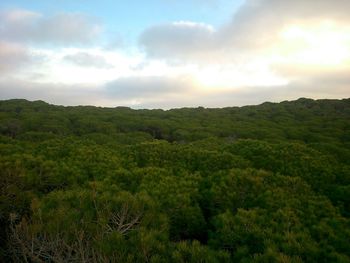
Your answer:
[16,47,144,85]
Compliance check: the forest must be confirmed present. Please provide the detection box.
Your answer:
[0,98,349,262]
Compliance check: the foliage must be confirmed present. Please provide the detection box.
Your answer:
[0,98,349,262]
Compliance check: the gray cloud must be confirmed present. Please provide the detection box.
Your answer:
[0,41,30,72]
[105,75,195,99]
[0,79,101,106]
[0,76,196,108]
[287,71,350,95]
[139,21,216,60]
[0,9,102,45]
[63,52,113,69]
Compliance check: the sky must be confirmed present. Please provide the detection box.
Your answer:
[0,0,349,108]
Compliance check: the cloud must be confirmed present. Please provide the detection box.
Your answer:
[0,76,197,108]
[63,52,113,69]
[105,75,196,99]
[0,71,348,109]
[136,0,350,106]
[0,41,30,72]
[0,79,101,106]
[139,0,350,60]
[1,2,349,109]
[219,0,350,49]
[139,21,216,60]
[287,70,350,95]
[0,9,102,45]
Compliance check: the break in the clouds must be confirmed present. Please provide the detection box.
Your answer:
[0,0,349,108]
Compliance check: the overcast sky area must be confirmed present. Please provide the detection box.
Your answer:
[0,0,349,108]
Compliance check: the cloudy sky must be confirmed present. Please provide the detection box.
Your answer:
[0,0,349,108]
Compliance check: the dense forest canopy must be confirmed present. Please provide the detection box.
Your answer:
[0,98,350,262]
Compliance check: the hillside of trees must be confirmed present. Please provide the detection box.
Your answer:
[0,98,349,262]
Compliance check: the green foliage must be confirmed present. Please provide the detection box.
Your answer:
[0,98,349,262]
